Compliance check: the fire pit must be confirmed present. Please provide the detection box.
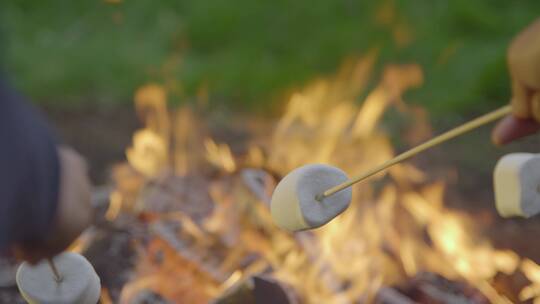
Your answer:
[5,55,540,304]
[95,56,540,303]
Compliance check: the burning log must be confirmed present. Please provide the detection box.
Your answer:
[213,275,299,304]
[130,290,171,304]
[150,221,229,282]
[376,287,415,304]
[241,169,275,205]
[119,237,218,303]
[398,272,490,304]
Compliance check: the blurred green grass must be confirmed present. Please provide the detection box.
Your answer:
[1,1,539,116]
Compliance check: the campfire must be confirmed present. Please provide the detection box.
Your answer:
[95,54,540,303]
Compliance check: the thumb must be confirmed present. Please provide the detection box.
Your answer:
[492,115,540,146]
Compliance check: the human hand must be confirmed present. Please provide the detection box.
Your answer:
[12,147,93,263]
[492,18,540,145]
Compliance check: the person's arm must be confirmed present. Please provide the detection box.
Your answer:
[492,18,540,145]
[0,79,92,263]
[0,79,60,249]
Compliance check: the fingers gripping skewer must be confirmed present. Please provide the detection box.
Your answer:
[270,105,512,231]
[318,105,512,200]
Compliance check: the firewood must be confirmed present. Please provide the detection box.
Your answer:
[212,275,298,304]
[376,287,416,304]
[399,272,490,304]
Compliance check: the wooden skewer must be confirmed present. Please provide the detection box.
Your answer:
[318,105,512,200]
[47,257,62,283]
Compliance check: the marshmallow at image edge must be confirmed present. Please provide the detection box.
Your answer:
[271,164,352,231]
[494,153,540,218]
[16,252,101,304]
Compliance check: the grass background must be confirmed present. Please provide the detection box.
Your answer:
[1,0,539,116]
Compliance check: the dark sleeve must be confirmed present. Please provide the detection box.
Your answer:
[0,79,60,250]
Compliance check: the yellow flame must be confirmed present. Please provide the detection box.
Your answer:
[118,55,528,303]
[204,138,237,173]
[126,129,168,177]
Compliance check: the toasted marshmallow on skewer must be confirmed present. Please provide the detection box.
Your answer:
[270,164,352,231]
[16,252,100,304]
[494,153,540,218]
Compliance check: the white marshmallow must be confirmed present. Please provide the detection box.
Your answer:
[494,153,540,218]
[270,164,352,231]
[16,252,101,304]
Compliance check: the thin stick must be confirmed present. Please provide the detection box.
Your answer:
[319,105,512,199]
[47,258,62,283]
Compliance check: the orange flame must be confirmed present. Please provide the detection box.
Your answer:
[113,54,539,303]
